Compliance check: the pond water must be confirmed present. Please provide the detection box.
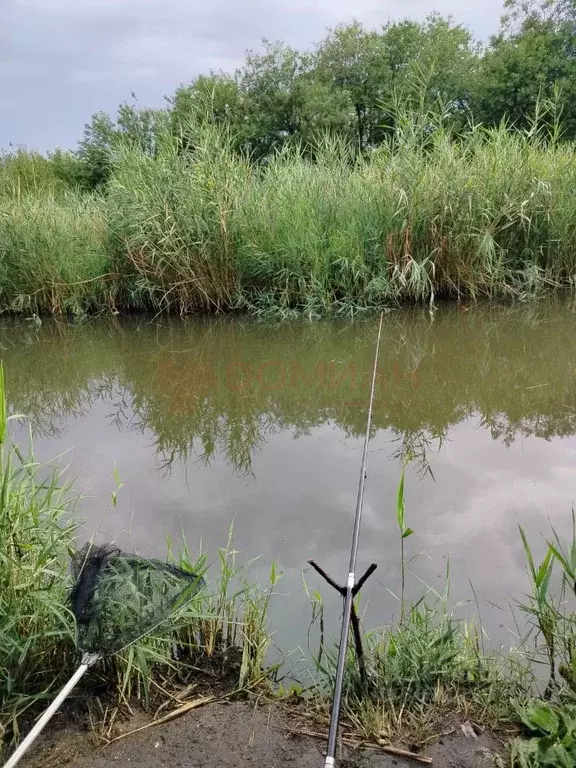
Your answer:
[5,301,576,660]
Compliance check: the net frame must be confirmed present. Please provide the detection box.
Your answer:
[70,541,205,657]
[3,542,205,768]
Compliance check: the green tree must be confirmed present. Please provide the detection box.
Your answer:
[236,41,311,156]
[169,74,244,138]
[77,98,165,189]
[116,100,164,156]
[48,149,86,190]
[502,0,576,31]
[474,0,576,136]
[162,18,477,158]
[314,22,390,150]
[313,17,478,150]
[224,40,353,157]
[414,15,478,109]
[77,111,116,190]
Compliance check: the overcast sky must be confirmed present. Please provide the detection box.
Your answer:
[1,0,505,152]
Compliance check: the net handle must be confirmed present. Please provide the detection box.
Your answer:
[2,653,99,768]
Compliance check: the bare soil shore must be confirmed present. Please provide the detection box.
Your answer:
[17,700,505,768]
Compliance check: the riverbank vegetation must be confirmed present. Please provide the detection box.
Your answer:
[2,0,576,316]
[2,105,576,317]
[0,394,278,757]
[2,459,575,768]
[304,486,576,767]
[2,363,576,767]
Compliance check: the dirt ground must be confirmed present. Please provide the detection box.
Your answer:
[16,700,505,768]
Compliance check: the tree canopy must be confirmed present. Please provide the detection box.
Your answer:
[16,2,576,190]
[473,0,576,134]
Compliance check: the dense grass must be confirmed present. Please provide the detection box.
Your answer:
[303,594,530,746]
[0,395,278,758]
[302,474,531,748]
[0,429,79,751]
[301,482,576,765]
[0,460,277,755]
[0,192,110,314]
[2,106,576,316]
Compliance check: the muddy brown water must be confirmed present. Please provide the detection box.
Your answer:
[5,301,576,662]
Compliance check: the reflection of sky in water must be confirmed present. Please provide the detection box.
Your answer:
[6,305,576,661]
[15,404,576,658]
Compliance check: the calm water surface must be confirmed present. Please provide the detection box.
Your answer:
[5,302,576,656]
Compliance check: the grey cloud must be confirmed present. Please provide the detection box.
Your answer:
[2,0,505,151]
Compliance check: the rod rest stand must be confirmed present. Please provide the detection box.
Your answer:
[308,560,377,688]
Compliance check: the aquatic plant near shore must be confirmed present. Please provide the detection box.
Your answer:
[0,191,110,314]
[303,494,576,754]
[0,360,278,758]
[396,468,414,622]
[507,517,576,766]
[304,472,529,745]
[1,491,277,756]
[511,699,576,767]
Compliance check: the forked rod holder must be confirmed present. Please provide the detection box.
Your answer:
[308,560,377,687]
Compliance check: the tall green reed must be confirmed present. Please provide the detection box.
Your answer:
[0,366,79,750]
[2,99,576,315]
[518,517,576,698]
[0,192,110,314]
[107,121,246,313]
[396,469,414,622]
[509,517,576,767]
[0,361,277,755]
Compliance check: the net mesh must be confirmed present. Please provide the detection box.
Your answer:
[70,542,204,656]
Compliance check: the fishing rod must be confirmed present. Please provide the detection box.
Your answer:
[310,312,384,768]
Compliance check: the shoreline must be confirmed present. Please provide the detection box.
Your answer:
[2,339,576,768]
[17,698,505,768]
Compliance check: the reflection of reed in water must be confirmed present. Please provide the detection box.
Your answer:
[3,302,576,474]
[389,429,445,480]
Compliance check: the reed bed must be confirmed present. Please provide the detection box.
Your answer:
[0,384,278,759]
[0,192,110,314]
[1,106,576,316]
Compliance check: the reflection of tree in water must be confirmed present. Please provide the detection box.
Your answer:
[3,300,576,475]
[12,378,117,439]
[141,412,279,477]
[480,410,576,447]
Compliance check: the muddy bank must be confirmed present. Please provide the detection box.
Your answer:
[19,700,504,768]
